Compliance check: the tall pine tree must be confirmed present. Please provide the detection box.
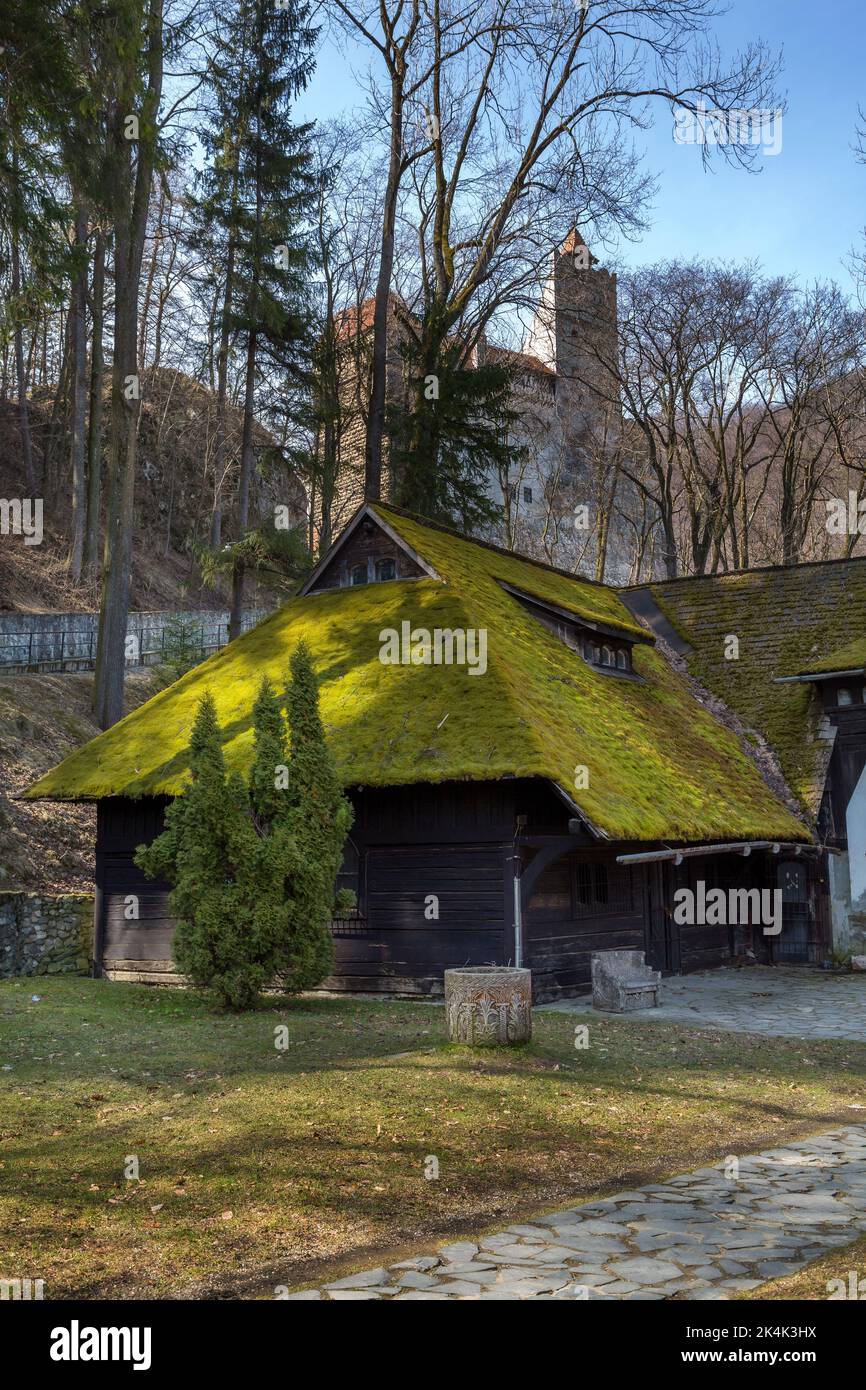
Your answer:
[386,314,524,533]
[191,0,320,632]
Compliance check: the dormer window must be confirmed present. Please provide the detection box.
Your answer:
[500,581,644,679]
[837,687,854,706]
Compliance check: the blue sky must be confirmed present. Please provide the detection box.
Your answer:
[300,0,865,290]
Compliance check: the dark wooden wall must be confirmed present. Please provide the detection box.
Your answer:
[96,796,175,983]
[322,781,523,995]
[525,847,647,1000]
[93,779,825,997]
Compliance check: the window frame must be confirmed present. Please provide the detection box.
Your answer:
[375,556,397,583]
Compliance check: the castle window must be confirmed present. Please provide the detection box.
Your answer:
[523,486,533,504]
[350,563,368,586]
[375,557,396,582]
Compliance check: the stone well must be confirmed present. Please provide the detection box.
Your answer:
[444,966,532,1045]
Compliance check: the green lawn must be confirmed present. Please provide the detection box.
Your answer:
[1,976,865,1300]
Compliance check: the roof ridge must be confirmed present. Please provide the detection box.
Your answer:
[630,552,866,590]
[370,500,621,594]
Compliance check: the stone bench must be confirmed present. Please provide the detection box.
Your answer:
[591,948,661,1013]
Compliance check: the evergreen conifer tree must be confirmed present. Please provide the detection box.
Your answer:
[276,640,353,990]
[135,646,352,1008]
[387,326,525,531]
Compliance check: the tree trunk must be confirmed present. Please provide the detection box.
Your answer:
[10,212,36,493]
[93,0,163,729]
[364,73,404,501]
[84,230,106,577]
[138,179,164,366]
[211,237,237,550]
[44,309,73,506]
[68,204,89,581]
[229,328,257,640]
[94,203,138,728]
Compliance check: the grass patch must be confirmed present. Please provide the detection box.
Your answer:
[2,976,865,1300]
[741,1234,866,1301]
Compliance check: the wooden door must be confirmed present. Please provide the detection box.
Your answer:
[645,862,679,973]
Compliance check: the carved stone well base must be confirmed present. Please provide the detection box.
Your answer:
[444,966,532,1045]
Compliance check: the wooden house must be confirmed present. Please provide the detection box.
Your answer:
[25,504,866,1000]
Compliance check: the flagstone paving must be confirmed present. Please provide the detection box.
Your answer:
[286,1126,866,1300]
[541,966,866,1043]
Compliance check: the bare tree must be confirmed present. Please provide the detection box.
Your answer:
[332,0,781,506]
[755,282,864,565]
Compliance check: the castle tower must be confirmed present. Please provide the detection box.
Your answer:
[525,229,619,464]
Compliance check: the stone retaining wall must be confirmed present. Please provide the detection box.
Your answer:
[0,892,93,977]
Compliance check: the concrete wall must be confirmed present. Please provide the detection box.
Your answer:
[828,852,866,958]
[0,892,93,977]
[0,608,268,670]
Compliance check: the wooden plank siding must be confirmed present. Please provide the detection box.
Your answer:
[95,797,178,984]
[525,849,647,1000]
[92,781,823,997]
[321,844,506,996]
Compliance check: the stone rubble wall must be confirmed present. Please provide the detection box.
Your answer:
[0,892,93,977]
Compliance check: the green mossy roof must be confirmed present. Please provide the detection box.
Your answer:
[784,635,866,678]
[26,504,808,843]
[650,557,866,816]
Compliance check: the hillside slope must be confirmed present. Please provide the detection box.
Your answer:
[0,368,308,614]
[0,672,155,892]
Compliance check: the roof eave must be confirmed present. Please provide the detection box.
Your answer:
[774,667,866,684]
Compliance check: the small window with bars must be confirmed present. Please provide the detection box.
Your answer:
[574,861,630,915]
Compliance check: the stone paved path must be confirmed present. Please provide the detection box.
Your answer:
[288,1126,866,1299]
[542,967,866,1043]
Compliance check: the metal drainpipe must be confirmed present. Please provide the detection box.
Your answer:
[513,861,523,968]
[511,815,527,967]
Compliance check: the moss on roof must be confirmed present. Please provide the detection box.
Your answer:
[784,635,866,678]
[650,557,866,816]
[26,503,808,843]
